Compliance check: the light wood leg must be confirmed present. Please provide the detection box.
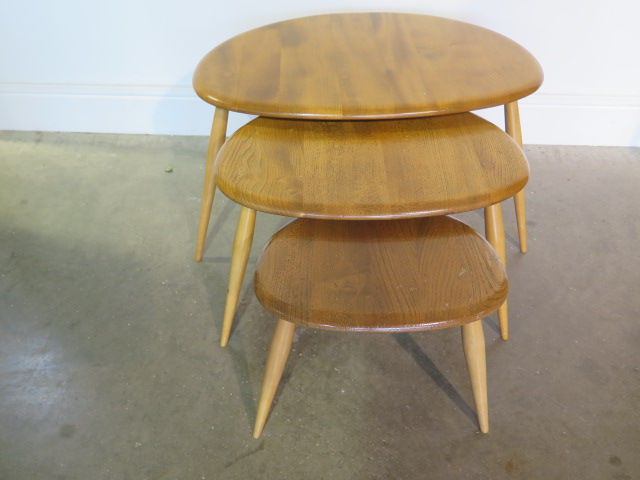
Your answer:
[485,203,509,340]
[461,320,489,433]
[195,107,229,262]
[513,190,527,253]
[504,101,523,146]
[504,101,527,253]
[253,319,296,439]
[220,207,257,347]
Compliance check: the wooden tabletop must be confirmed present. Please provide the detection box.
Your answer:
[194,12,543,119]
[215,113,529,219]
[254,216,508,332]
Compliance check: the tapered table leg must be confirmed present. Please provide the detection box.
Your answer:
[195,107,229,261]
[504,101,527,253]
[513,190,527,253]
[461,320,489,433]
[485,203,508,340]
[220,207,256,347]
[253,319,296,438]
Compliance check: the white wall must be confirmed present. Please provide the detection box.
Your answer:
[1,0,638,146]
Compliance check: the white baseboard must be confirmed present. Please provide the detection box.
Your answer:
[0,83,220,136]
[1,83,638,146]
[476,94,640,147]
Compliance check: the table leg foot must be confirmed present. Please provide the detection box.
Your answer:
[253,319,296,438]
[195,108,229,261]
[221,207,256,347]
[461,320,489,433]
[505,101,528,254]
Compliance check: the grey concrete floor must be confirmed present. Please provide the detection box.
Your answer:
[0,131,638,480]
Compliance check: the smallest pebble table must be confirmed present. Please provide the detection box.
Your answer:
[252,216,508,437]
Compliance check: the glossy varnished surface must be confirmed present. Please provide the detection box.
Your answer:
[215,113,529,219]
[194,13,543,119]
[254,216,508,332]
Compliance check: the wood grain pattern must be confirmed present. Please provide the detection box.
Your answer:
[215,113,529,219]
[254,216,508,332]
[194,13,543,119]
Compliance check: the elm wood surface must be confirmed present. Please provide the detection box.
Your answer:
[254,217,508,332]
[218,113,523,345]
[195,106,530,260]
[215,113,529,220]
[252,216,504,437]
[193,12,543,119]
[220,203,510,345]
[192,13,543,259]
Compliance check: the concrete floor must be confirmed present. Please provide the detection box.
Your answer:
[0,130,638,479]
